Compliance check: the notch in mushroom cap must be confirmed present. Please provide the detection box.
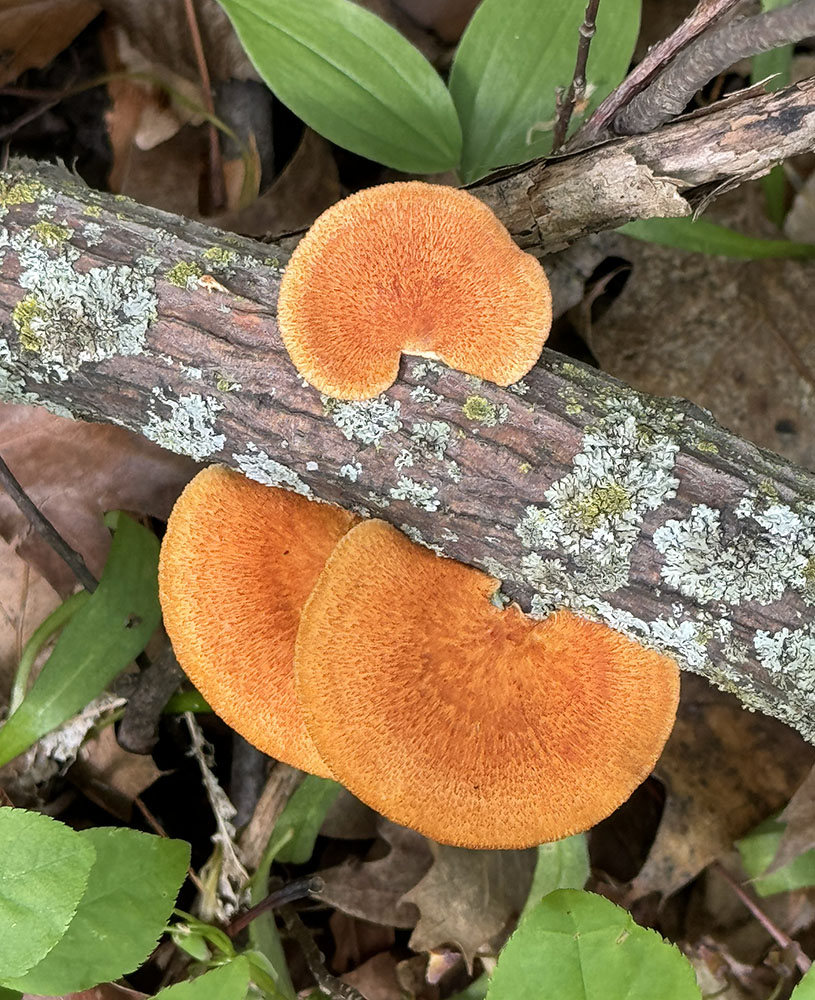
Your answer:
[295,520,680,849]
[158,465,357,777]
[277,182,552,401]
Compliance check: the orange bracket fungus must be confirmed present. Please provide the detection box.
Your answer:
[276,181,553,400]
[158,465,356,777]
[295,520,680,850]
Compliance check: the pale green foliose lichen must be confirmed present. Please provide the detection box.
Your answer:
[394,449,415,470]
[232,443,312,496]
[411,420,451,459]
[339,461,362,482]
[462,395,508,427]
[324,396,402,446]
[653,489,815,605]
[389,476,440,512]
[400,524,444,555]
[144,389,225,460]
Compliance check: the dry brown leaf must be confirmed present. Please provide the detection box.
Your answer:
[341,952,404,1000]
[0,404,198,593]
[403,842,535,970]
[631,675,814,899]
[768,766,815,872]
[0,0,100,87]
[316,819,433,929]
[330,911,395,974]
[320,786,379,841]
[590,190,815,469]
[68,724,164,822]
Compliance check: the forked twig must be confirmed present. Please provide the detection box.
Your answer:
[552,0,601,151]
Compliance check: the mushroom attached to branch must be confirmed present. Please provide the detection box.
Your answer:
[277,182,553,400]
[295,520,680,849]
[158,466,356,777]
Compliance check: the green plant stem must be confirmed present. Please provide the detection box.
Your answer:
[163,689,212,714]
[8,591,90,714]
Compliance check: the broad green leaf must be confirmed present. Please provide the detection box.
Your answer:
[5,827,190,994]
[792,965,815,998]
[0,989,22,999]
[215,0,461,173]
[487,890,701,1000]
[448,974,489,1000]
[275,776,342,864]
[620,216,815,259]
[736,816,815,896]
[154,957,250,999]
[450,0,640,182]
[520,834,589,920]
[0,809,95,981]
[0,513,161,766]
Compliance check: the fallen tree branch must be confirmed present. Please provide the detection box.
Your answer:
[479,76,815,251]
[616,0,815,134]
[0,161,813,742]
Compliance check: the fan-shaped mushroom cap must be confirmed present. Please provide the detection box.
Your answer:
[277,182,552,400]
[159,466,356,777]
[295,520,680,848]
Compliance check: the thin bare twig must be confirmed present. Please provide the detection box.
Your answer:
[616,0,815,133]
[280,905,366,1000]
[226,876,323,938]
[713,862,812,975]
[570,0,744,148]
[182,0,226,212]
[0,452,98,592]
[117,641,184,754]
[552,0,601,151]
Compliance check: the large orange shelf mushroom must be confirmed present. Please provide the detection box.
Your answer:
[277,182,552,400]
[158,466,356,777]
[295,520,680,849]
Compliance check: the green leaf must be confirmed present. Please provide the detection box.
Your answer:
[154,957,250,999]
[736,816,815,896]
[620,216,815,259]
[0,513,161,767]
[520,834,589,921]
[0,808,96,981]
[487,890,701,1000]
[450,0,640,182]
[5,827,190,994]
[792,964,815,998]
[275,776,342,865]
[0,989,22,999]
[215,0,461,173]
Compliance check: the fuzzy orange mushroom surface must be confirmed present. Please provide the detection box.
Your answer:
[158,466,357,777]
[295,520,680,849]
[276,181,552,400]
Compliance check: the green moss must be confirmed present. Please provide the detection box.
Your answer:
[463,395,497,424]
[166,261,203,288]
[575,482,631,530]
[30,221,71,246]
[12,295,46,352]
[0,177,44,208]
[202,247,237,266]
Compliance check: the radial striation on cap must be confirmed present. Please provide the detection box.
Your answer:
[158,466,357,777]
[277,182,553,400]
[295,520,680,848]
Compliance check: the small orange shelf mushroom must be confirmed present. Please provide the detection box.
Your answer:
[295,520,679,849]
[277,182,552,400]
[158,466,356,777]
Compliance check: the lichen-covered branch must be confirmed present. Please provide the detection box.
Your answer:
[0,163,814,742]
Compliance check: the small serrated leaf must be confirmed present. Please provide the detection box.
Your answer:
[5,827,189,995]
[154,956,250,999]
[0,808,95,982]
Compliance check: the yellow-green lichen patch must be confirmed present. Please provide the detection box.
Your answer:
[216,375,241,393]
[84,204,102,218]
[516,412,679,595]
[202,246,237,269]
[695,440,719,454]
[462,395,508,427]
[519,462,532,474]
[566,403,583,416]
[12,295,47,352]
[30,221,71,247]
[166,261,203,288]
[0,176,44,210]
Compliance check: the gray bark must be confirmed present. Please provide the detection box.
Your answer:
[0,157,814,742]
